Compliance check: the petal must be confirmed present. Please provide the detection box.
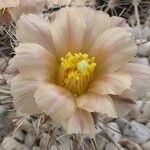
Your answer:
[110,16,131,31]
[16,14,55,53]
[111,95,135,117]
[120,63,150,100]
[11,75,40,114]
[3,58,19,85]
[80,8,111,50]
[77,93,117,118]
[89,27,137,73]
[89,73,132,95]
[50,7,86,59]
[34,83,76,121]
[14,43,57,81]
[62,109,95,138]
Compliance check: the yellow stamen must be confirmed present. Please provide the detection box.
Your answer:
[57,52,96,95]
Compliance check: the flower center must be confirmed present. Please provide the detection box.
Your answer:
[57,52,96,95]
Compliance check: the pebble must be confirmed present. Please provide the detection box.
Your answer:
[96,135,108,150]
[141,141,150,150]
[39,133,50,150]
[25,132,36,148]
[0,106,6,117]
[138,41,150,56]
[134,57,149,65]
[117,118,150,143]
[132,101,150,121]
[145,92,150,100]
[146,122,150,129]
[50,145,58,150]
[58,136,70,150]
[143,26,150,40]
[1,137,28,150]
[133,101,143,111]
[136,39,147,45]
[142,101,150,119]
[105,143,125,150]
[13,129,26,143]
[32,146,40,150]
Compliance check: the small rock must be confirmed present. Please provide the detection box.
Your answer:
[1,137,28,150]
[133,101,143,111]
[39,133,50,150]
[14,129,26,143]
[25,132,36,148]
[133,101,150,120]
[142,101,150,119]
[144,92,150,100]
[146,122,150,129]
[136,39,147,45]
[59,136,70,150]
[143,26,150,40]
[105,143,125,150]
[96,135,108,150]
[138,41,150,56]
[134,57,149,65]
[32,146,40,150]
[117,118,150,143]
[141,141,150,150]
[50,145,57,150]
[0,106,6,117]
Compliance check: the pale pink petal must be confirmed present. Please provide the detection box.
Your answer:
[89,27,137,73]
[77,93,117,118]
[16,14,55,53]
[50,7,86,59]
[89,73,132,95]
[0,0,20,9]
[120,63,150,100]
[34,83,76,121]
[11,74,41,114]
[111,95,135,117]
[62,109,95,138]
[14,43,57,81]
[3,58,19,85]
[80,8,111,50]
[110,16,131,31]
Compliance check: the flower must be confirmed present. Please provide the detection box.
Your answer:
[6,7,150,137]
